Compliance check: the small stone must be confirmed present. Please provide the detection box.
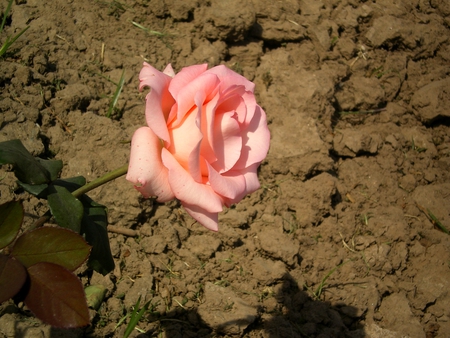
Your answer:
[423,170,436,183]
[258,227,299,266]
[333,129,382,157]
[399,174,416,192]
[197,282,258,335]
[184,235,221,260]
[250,257,286,284]
[123,274,154,308]
[51,84,93,112]
[411,78,450,123]
[200,0,255,41]
[140,235,166,254]
[378,293,425,337]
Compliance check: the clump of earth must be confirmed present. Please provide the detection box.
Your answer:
[1,0,449,337]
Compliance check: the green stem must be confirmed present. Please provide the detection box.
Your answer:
[72,164,128,198]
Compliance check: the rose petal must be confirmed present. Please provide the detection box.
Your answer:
[140,63,175,143]
[223,163,261,206]
[233,105,270,170]
[168,64,208,102]
[241,163,261,194]
[205,65,255,92]
[212,110,242,173]
[145,90,172,143]
[182,203,219,231]
[126,127,174,202]
[167,106,203,182]
[161,148,223,214]
[163,64,175,77]
[199,95,220,168]
[217,86,247,124]
[191,90,210,181]
[241,92,256,127]
[220,85,246,103]
[139,62,172,96]
[207,162,246,200]
[171,73,220,126]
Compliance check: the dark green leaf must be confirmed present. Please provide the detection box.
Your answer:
[77,195,114,274]
[35,157,63,182]
[25,262,90,328]
[0,254,27,303]
[82,197,108,229]
[53,176,87,192]
[17,181,48,198]
[0,139,61,184]
[47,185,83,232]
[81,211,114,275]
[11,227,91,271]
[0,200,23,249]
[21,176,86,200]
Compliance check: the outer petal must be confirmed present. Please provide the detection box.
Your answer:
[182,203,219,231]
[233,105,270,170]
[205,65,255,92]
[139,62,172,95]
[140,63,175,143]
[126,127,175,202]
[223,163,261,206]
[163,64,175,77]
[207,162,246,200]
[145,90,172,143]
[161,148,223,214]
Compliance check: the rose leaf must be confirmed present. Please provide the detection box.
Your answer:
[11,227,91,271]
[25,262,90,328]
[0,200,23,249]
[0,254,27,303]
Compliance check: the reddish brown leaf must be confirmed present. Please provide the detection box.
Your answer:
[0,254,27,303]
[25,262,89,328]
[11,227,91,271]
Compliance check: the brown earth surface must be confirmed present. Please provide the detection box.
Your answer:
[1,0,450,337]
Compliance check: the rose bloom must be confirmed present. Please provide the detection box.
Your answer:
[127,63,270,231]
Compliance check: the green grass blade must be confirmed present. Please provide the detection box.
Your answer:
[314,260,350,299]
[0,25,30,57]
[427,209,449,235]
[123,296,151,338]
[0,0,14,33]
[131,21,165,36]
[107,70,125,118]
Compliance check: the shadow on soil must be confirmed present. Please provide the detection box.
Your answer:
[65,272,368,338]
[1,270,366,338]
[258,273,366,337]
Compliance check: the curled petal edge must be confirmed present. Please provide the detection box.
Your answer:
[126,127,174,202]
[161,148,223,214]
[182,203,219,231]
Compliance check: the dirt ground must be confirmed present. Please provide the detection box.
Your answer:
[1,0,450,337]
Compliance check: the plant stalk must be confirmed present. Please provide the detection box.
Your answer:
[31,164,128,229]
[72,164,128,198]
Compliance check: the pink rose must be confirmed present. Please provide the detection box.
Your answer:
[127,63,270,231]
